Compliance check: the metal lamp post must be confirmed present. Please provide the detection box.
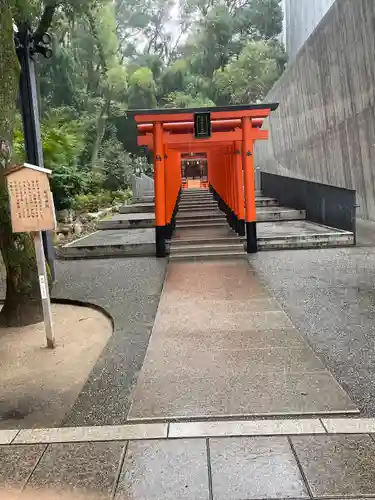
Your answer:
[14,23,55,280]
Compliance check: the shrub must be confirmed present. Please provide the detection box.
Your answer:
[73,190,128,214]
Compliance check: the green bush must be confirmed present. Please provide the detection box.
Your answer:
[73,190,131,214]
[110,189,132,205]
[12,110,88,211]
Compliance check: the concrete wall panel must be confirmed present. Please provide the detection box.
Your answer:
[255,0,375,220]
[284,0,335,60]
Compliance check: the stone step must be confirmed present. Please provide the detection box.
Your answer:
[180,197,214,203]
[179,203,217,209]
[256,232,355,250]
[176,220,228,228]
[169,250,246,261]
[181,191,212,198]
[132,196,154,204]
[57,228,156,260]
[179,202,217,208]
[119,203,155,214]
[176,214,225,223]
[172,236,239,246]
[257,208,306,222]
[178,206,218,212]
[180,197,279,208]
[170,242,244,255]
[256,197,279,207]
[99,213,154,230]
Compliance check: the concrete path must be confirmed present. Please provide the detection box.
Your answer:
[128,259,357,420]
[3,419,375,499]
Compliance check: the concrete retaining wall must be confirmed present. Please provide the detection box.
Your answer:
[261,172,356,236]
[283,0,335,60]
[255,0,375,221]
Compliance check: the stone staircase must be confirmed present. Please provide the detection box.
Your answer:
[170,189,244,261]
[169,188,354,260]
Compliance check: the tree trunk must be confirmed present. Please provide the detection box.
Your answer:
[0,0,43,327]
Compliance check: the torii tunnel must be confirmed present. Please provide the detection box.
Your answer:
[132,104,279,258]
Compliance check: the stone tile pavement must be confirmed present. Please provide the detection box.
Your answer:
[128,260,357,420]
[2,419,375,499]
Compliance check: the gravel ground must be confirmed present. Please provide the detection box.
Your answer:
[52,258,167,426]
[249,246,375,416]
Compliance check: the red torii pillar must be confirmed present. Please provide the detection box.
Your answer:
[134,104,278,256]
[152,122,167,257]
[242,117,257,252]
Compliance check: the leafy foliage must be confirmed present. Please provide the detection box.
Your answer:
[1,0,287,325]
[10,0,286,212]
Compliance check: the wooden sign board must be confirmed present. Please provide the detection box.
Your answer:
[194,112,211,139]
[5,163,56,349]
[6,164,56,233]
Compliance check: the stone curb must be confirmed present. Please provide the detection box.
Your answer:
[2,418,375,445]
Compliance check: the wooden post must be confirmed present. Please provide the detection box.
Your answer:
[242,117,257,253]
[153,122,166,257]
[34,231,55,349]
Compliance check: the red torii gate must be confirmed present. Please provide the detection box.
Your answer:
[132,104,279,257]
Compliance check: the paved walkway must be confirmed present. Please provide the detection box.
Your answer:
[128,259,357,420]
[3,418,375,499]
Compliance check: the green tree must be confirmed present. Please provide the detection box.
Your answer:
[128,67,157,109]
[0,0,101,327]
[212,40,284,104]
[165,91,215,108]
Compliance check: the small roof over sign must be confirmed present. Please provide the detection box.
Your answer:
[5,163,52,176]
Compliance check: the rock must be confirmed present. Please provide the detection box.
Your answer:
[57,209,75,223]
[57,223,73,235]
[73,222,83,235]
[86,212,101,221]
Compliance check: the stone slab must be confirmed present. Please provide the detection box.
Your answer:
[0,430,18,445]
[173,226,236,241]
[131,196,154,204]
[169,419,326,438]
[27,441,124,498]
[115,439,209,500]
[291,435,375,497]
[0,444,46,492]
[66,229,155,247]
[58,229,155,259]
[147,329,309,350]
[154,310,294,334]
[257,220,349,237]
[14,424,167,444]
[322,417,375,434]
[210,436,309,500]
[119,203,154,214]
[128,371,357,420]
[142,347,327,380]
[99,213,155,230]
[129,259,357,420]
